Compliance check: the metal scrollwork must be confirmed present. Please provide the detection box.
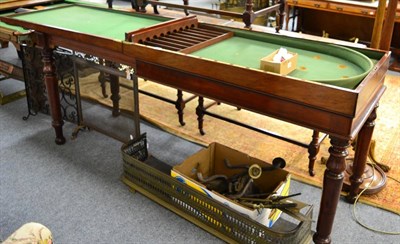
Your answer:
[21,45,48,120]
[54,47,79,123]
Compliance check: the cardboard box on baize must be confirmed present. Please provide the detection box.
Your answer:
[260,49,298,75]
[171,142,291,228]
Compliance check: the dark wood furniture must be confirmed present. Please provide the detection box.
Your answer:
[196,97,326,176]
[147,0,283,28]
[0,0,62,11]
[0,59,26,105]
[1,5,390,243]
[284,0,400,70]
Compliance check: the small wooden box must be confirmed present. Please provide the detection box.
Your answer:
[260,50,298,75]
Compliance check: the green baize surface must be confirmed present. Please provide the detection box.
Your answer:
[1,12,26,32]
[11,5,164,40]
[193,37,363,80]
[0,0,18,3]
[192,34,373,89]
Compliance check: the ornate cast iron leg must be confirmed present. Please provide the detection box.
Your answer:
[313,137,349,244]
[176,90,186,126]
[196,96,205,135]
[346,106,378,203]
[307,130,320,176]
[42,46,66,145]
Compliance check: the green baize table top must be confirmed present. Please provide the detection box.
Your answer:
[7,5,166,40]
[2,4,375,89]
[192,30,375,89]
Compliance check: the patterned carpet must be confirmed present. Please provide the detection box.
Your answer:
[78,72,400,214]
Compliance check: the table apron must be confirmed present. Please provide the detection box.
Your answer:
[136,59,365,139]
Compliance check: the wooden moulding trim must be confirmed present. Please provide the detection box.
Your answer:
[0,16,125,53]
[48,35,133,65]
[0,0,62,12]
[349,85,386,139]
[125,44,360,117]
[146,1,243,18]
[353,51,390,118]
[0,33,12,42]
[0,27,16,37]
[135,60,354,137]
[126,16,199,42]
[253,3,281,16]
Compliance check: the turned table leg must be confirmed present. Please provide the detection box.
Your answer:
[307,130,320,176]
[242,0,254,28]
[196,96,205,135]
[176,90,186,126]
[0,40,9,48]
[98,59,108,98]
[347,106,378,202]
[313,137,349,244]
[105,60,121,117]
[41,46,65,145]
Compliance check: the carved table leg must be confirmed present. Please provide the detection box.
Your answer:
[196,96,205,135]
[105,61,120,117]
[107,0,112,8]
[42,46,65,145]
[183,0,189,15]
[1,40,9,48]
[176,89,186,126]
[307,130,320,176]
[346,106,378,203]
[109,74,120,117]
[152,2,159,14]
[242,0,254,28]
[313,137,349,244]
[98,59,108,98]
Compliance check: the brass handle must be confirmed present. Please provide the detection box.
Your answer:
[336,7,343,11]
[314,3,320,7]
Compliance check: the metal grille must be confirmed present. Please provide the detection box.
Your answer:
[121,135,312,243]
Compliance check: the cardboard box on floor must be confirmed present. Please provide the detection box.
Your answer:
[171,142,291,228]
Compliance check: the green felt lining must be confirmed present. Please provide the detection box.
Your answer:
[10,5,168,40]
[193,28,375,89]
[0,12,26,32]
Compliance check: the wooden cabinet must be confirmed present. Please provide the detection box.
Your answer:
[288,0,329,9]
[285,0,388,20]
[327,2,376,16]
[284,0,399,47]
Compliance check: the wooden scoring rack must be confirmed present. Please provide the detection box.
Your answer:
[125,16,233,54]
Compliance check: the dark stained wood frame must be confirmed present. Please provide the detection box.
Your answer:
[146,0,283,28]
[0,0,62,12]
[0,6,390,244]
